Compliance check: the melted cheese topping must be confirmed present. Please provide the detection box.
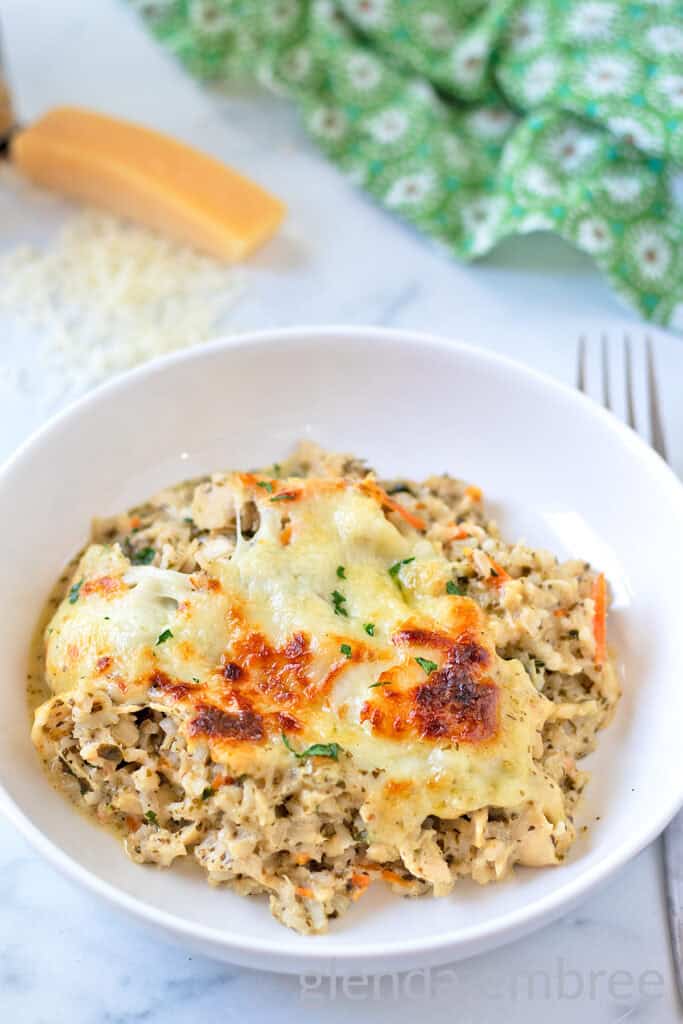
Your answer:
[40,474,563,842]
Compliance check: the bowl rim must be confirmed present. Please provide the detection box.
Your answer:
[2,323,683,966]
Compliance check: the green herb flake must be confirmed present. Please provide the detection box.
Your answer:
[331,590,348,617]
[388,557,415,581]
[201,787,214,800]
[282,733,341,761]
[68,579,84,604]
[132,546,155,565]
[336,565,346,579]
[144,810,158,825]
[340,643,352,659]
[270,491,297,502]
[183,516,194,526]
[415,656,438,676]
[272,463,281,477]
[155,629,174,646]
[257,480,274,493]
[446,580,466,596]
[363,623,375,636]
[369,680,389,688]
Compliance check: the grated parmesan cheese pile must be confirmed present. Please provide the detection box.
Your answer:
[0,185,244,391]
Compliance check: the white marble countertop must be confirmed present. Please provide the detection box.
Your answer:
[1,1,681,1020]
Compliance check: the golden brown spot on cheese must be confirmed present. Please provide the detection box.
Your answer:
[188,701,265,742]
[393,626,455,650]
[148,669,193,702]
[278,711,301,732]
[82,575,127,599]
[177,640,196,661]
[363,633,498,744]
[413,666,497,742]
[230,627,315,707]
[360,701,384,730]
[384,779,412,797]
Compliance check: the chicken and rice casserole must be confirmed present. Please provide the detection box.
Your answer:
[30,442,620,934]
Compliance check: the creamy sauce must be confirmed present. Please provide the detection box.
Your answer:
[26,551,82,716]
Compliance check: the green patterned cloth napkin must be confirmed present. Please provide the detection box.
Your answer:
[130,0,683,328]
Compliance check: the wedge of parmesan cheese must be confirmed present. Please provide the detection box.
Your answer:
[11,106,285,261]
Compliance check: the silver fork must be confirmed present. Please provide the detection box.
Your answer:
[577,335,681,1007]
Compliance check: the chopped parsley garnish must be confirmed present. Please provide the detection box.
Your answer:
[331,590,348,617]
[336,565,346,579]
[257,480,274,493]
[363,623,375,636]
[131,546,155,565]
[183,516,194,526]
[446,580,467,596]
[369,680,389,688]
[144,810,158,825]
[415,657,438,676]
[340,643,352,658]
[155,629,173,646]
[68,579,83,604]
[270,491,296,502]
[272,463,281,476]
[388,557,415,581]
[282,734,341,760]
[201,787,214,800]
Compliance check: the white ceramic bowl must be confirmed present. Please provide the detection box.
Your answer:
[1,326,682,975]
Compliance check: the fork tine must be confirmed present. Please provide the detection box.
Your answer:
[623,336,637,431]
[577,336,587,392]
[646,337,668,461]
[601,334,611,410]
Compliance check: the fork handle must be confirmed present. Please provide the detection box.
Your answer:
[664,810,683,1006]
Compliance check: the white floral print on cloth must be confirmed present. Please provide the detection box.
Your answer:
[128,0,683,328]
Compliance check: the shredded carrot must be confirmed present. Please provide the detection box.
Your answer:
[484,558,510,588]
[553,607,567,618]
[361,480,427,531]
[356,859,411,887]
[592,572,607,667]
[129,515,141,529]
[465,485,482,502]
[294,853,311,866]
[382,493,427,531]
[350,872,371,900]
[380,868,413,888]
[450,526,470,541]
[213,774,235,788]
[295,886,314,899]
[280,524,292,545]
